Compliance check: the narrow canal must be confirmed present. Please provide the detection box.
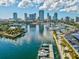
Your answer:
[0,24,60,59]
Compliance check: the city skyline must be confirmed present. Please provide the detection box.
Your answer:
[0,9,79,20]
[0,0,79,19]
[12,10,79,21]
[0,1,79,59]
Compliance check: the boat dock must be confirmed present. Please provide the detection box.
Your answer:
[49,44,54,59]
[37,43,54,59]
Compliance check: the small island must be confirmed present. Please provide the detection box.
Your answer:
[0,24,25,39]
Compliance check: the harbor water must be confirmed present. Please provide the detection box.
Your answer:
[0,24,59,59]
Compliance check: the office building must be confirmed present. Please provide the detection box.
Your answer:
[29,13,36,20]
[65,16,70,22]
[24,13,28,20]
[39,10,44,21]
[47,13,51,21]
[76,17,79,22]
[53,12,58,21]
[13,12,17,20]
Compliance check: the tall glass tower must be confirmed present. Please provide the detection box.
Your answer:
[39,10,44,21]
[53,12,58,21]
[24,13,28,20]
[29,13,36,20]
[47,13,51,21]
[13,12,17,20]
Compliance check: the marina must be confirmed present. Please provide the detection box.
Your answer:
[37,43,54,59]
[0,24,79,59]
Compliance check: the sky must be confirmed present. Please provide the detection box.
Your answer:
[0,0,79,19]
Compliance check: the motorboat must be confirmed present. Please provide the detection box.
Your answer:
[37,43,54,59]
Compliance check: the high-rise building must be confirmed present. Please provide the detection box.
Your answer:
[47,13,51,20]
[65,16,70,22]
[53,12,58,21]
[76,17,79,22]
[33,13,36,20]
[29,14,32,20]
[47,13,49,17]
[24,13,28,20]
[13,12,17,20]
[47,13,49,19]
[29,13,36,20]
[39,10,44,21]
[71,18,74,22]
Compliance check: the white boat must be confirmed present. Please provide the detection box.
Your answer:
[37,43,54,59]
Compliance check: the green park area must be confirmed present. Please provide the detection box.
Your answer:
[0,24,24,39]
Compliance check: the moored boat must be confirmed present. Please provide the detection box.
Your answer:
[37,43,54,59]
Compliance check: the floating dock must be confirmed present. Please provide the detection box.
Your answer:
[37,43,54,59]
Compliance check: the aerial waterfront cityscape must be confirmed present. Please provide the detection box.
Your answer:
[0,0,79,59]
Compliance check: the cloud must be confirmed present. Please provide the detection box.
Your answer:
[0,0,79,13]
[18,0,32,8]
[32,0,44,4]
[39,0,79,12]
[18,0,79,12]
[60,5,79,12]
[18,0,44,8]
[0,0,16,6]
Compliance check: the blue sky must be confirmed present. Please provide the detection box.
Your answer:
[0,0,79,19]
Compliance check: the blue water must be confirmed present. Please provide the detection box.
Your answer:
[0,25,53,59]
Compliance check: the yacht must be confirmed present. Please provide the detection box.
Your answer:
[37,43,54,59]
